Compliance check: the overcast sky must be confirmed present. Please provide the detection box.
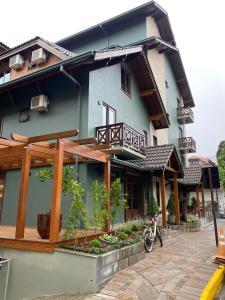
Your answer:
[1,0,225,158]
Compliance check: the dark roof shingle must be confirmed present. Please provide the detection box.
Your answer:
[181,166,202,185]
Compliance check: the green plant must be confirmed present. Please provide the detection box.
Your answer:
[99,233,120,244]
[186,214,199,224]
[122,226,132,234]
[90,239,102,248]
[91,180,108,233]
[110,178,126,227]
[132,223,141,231]
[191,196,197,208]
[147,195,160,217]
[36,166,88,240]
[117,231,128,241]
[167,193,175,215]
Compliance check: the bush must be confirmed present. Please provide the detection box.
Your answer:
[147,195,160,217]
[186,214,199,224]
[191,196,197,208]
[167,193,175,215]
[117,231,128,241]
[122,226,132,234]
[90,239,101,248]
[132,223,141,231]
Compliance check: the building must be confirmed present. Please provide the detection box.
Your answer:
[189,155,215,167]
[0,1,196,250]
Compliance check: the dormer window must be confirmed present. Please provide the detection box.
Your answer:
[121,66,131,96]
[0,70,10,85]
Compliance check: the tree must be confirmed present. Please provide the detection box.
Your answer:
[217,141,225,190]
[147,195,160,217]
[167,193,175,215]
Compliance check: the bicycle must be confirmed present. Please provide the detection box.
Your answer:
[143,215,163,252]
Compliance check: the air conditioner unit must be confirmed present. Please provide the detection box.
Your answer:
[9,54,24,70]
[31,48,46,65]
[31,95,49,112]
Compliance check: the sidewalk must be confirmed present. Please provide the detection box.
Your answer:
[31,221,221,300]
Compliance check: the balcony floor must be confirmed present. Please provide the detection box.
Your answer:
[0,226,102,253]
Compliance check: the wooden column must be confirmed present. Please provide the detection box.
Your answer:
[173,173,180,225]
[201,186,205,217]
[104,158,111,232]
[15,147,31,239]
[50,140,64,242]
[160,171,167,227]
[196,185,200,218]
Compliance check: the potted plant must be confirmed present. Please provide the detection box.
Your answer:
[167,193,176,224]
[147,195,160,217]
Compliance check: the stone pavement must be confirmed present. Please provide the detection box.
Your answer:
[31,221,222,300]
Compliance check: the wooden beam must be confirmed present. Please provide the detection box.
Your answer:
[165,166,178,174]
[104,158,111,232]
[12,129,79,144]
[140,89,155,97]
[150,113,164,121]
[49,140,64,243]
[201,186,205,217]
[0,138,23,147]
[173,173,180,225]
[15,147,31,239]
[0,144,25,159]
[196,185,200,218]
[160,171,167,227]
[62,139,108,163]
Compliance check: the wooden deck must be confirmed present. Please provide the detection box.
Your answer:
[0,226,102,253]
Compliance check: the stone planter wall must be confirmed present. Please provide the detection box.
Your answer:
[181,222,201,232]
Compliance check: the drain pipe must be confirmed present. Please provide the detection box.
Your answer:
[60,65,81,180]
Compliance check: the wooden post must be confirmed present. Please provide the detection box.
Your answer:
[160,171,167,227]
[201,186,205,217]
[196,185,200,218]
[49,140,64,242]
[15,147,31,239]
[104,158,111,232]
[173,173,180,225]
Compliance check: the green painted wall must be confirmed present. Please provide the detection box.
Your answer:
[66,18,146,55]
[88,63,150,140]
[165,56,185,155]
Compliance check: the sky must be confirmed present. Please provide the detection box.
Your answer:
[1,0,225,158]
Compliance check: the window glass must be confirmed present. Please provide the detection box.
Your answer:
[103,104,107,125]
[153,135,158,146]
[4,71,11,83]
[179,127,183,138]
[121,66,131,96]
[108,107,116,125]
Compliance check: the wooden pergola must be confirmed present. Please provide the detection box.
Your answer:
[0,129,111,251]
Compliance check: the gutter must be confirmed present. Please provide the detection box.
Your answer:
[59,65,81,179]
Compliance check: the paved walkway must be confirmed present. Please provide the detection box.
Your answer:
[32,221,221,300]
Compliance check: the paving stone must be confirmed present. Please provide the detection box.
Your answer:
[147,273,169,286]
[135,282,156,300]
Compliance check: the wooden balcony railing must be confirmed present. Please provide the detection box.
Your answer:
[178,137,196,153]
[177,107,194,124]
[96,123,145,155]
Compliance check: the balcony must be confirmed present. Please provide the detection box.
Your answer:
[177,107,194,124]
[96,123,145,158]
[178,137,196,153]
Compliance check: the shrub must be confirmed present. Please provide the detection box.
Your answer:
[90,239,101,248]
[122,226,132,234]
[110,178,126,227]
[167,193,175,215]
[186,214,199,224]
[191,196,197,208]
[132,223,141,231]
[117,231,128,241]
[147,195,160,217]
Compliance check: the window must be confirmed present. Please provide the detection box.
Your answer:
[179,127,183,138]
[177,97,181,108]
[143,130,148,146]
[153,135,158,146]
[0,115,3,137]
[165,80,169,88]
[0,70,10,85]
[102,102,116,125]
[121,66,131,96]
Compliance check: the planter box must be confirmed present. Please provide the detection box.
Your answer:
[182,222,201,232]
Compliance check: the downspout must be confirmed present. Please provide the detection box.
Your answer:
[100,24,109,47]
[60,65,81,180]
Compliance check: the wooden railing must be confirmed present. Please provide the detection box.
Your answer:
[178,137,196,152]
[177,107,194,121]
[96,123,145,155]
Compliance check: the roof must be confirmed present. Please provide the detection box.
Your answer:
[57,1,175,47]
[189,156,215,167]
[0,42,10,53]
[0,36,74,60]
[129,144,183,176]
[129,37,194,108]
[180,166,202,185]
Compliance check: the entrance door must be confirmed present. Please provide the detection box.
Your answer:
[125,175,141,221]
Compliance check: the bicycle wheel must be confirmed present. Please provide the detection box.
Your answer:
[156,227,163,247]
[143,229,154,252]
